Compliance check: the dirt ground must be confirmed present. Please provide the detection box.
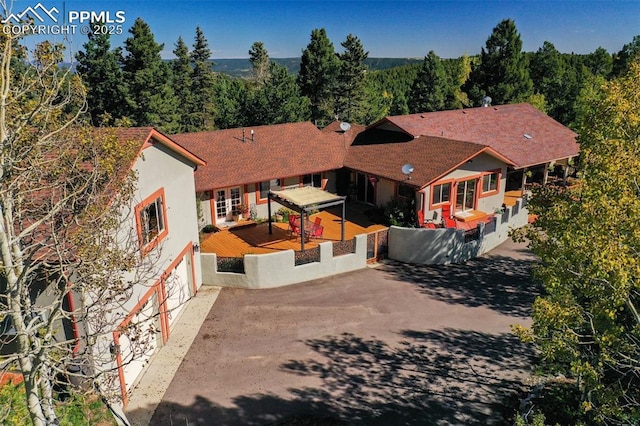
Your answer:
[139,239,538,425]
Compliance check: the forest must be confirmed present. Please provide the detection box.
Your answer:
[75,17,640,133]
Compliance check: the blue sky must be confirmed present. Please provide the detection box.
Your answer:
[9,0,640,59]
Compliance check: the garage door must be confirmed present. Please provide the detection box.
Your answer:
[164,255,192,330]
[119,296,160,392]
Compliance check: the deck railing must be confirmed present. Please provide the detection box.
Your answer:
[332,238,355,257]
[366,228,389,262]
[294,246,320,265]
[216,256,245,273]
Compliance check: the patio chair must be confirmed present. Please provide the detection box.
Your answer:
[309,223,324,239]
[288,214,301,237]
[418,210,438,229]
[441,204,457,228]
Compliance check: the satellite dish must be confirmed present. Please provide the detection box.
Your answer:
[339,122,351,132]
[482,96,492,107]
[401,163,414,177]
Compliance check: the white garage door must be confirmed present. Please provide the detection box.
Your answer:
[164,255,192,329]
[119,297,160,392]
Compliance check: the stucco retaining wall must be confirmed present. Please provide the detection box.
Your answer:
[201,234,367,289]
[389,197,529,265]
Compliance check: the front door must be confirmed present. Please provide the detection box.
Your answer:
[455,178,477,213]
[214,187,242,223]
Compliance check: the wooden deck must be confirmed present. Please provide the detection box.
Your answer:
[200,210,387,257]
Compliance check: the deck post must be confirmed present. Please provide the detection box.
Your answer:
[341,201,345,241]
[300,208,305,251]
[268,192,273,234]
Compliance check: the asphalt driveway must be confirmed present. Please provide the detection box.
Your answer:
[141,239,538,425]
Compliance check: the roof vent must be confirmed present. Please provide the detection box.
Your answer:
[482,96,492,107]
[523,133,532,139]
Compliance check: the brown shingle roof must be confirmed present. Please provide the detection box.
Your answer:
[171,122,345,192]
[344,128,513,189]
[377,103,578,169]
[113,127,206,167]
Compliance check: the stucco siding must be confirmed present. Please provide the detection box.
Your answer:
[134,143,202,290]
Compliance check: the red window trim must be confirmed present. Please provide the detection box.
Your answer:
[255,178,284,205]
[429,178,455,210]
[479,168,502,198]
[135,188,169,255]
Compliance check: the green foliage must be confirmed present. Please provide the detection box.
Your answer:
[465,18,533,106]
[171,36,194,132]
[612,35,640,77]
[383,197,417,228]
[249,41,270,85]
[335,34,369,122]
[189,26,216,130]
[121,18,178,132]
[212,75,248,129]
[245,62,310,125]
[514,57,640,423]
[201,224,216,233]
[75,24,129,126]
[298,28,340,124]
[0,383,116,426]
[583,47,613,79]
[368,64,419,116]
[408,51,447,113]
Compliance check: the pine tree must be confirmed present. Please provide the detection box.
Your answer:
[249,41,270,86]
[189,26,216,130]
[612,35,640,77]
[298,28,340,125]
[583,46,613,78]
[335,34,368,122]
[465,19,533,106]
[246,62,310,125]
[213,75,248,129]
[121,18,178,131]
[171,36,194,132]
[408,51,447,113]
[75,24,128,126]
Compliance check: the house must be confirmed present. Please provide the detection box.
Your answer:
[0,127,206,405]
[171,122,345,227]
[371,103,579,191]
[336,102,578,227]
[105,127,205,403]
[344,127,515,226]
[173,103,578,232]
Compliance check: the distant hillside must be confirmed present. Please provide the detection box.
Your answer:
[211,57,424,78]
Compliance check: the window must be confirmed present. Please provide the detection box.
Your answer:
[482,172,499,194]
[259,179,281,200]
[432,182,451,205]
[456,178,477,212]
[302,173,322,187]
[136,189,168,251]
[397,183,415,200]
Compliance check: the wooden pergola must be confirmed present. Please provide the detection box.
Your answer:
[268,186,347,251]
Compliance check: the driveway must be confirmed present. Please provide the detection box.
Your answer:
[141,239,538,425]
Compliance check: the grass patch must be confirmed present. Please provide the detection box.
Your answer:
[0,382,116,426]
